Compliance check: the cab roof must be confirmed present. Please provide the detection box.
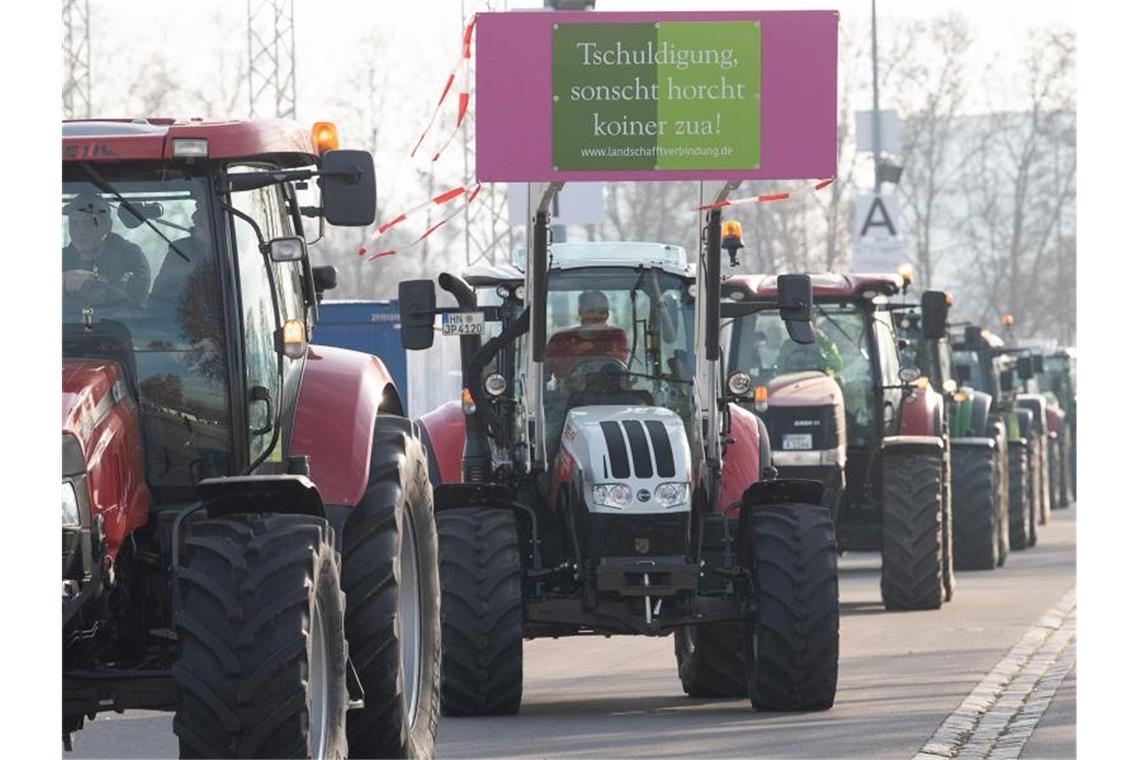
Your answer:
[722,272,904,301]
[468,242,695,287]
[62,118,318,166]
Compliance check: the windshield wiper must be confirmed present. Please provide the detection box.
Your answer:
[77,163,190,262]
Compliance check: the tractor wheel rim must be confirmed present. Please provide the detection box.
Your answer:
[310,598,331,759]
[399,514,422,724]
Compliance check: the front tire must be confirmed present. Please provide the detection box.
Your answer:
[174,514,348,759]
[674,623,746,698]
[744,502,838,711]
[951,444,1002,570]
[1007,442,1031,550]
[437,507,524,716]
[341,415,441,758]
[881,450,943,611]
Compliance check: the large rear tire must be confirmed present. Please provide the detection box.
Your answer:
[341,415,441,758]
[1007,442,1031,550]
[174,514,348,759]
[437,508,524,716]
[951,444,1001,571]
[1057,428,1074,508]
[744,502,838,712]
[1038,433,1052,527]
[880,450,943,611]
[674,624,746,698]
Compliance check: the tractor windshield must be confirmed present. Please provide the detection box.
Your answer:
[730,303,876,446]
[62,168,231,496]
[542,266,696,453]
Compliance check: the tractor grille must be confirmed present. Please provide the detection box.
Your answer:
[762,405,840,451]
[600,419,676,479]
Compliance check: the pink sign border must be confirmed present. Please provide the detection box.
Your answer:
[475,10,839,183]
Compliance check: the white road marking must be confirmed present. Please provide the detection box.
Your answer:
[914,587,1076,759]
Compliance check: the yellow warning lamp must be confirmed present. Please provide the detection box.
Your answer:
[312,121,340,154]
[722,220,743,244]
[753,385,769,412]
[1002,313,1015,327]
[945,292,954,306]
[721,220,744,265]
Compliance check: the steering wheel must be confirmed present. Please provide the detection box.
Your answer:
[563,356,628,394]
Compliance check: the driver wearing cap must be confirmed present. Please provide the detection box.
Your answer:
[545,290,629,380]
[62,191,150,309]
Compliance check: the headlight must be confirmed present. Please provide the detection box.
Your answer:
[484,373,508,397]
[727,372,752,398]
[654,482,689,509]
[593,483,633,509]
[62,482,80,528]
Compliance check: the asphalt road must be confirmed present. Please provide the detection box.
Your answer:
[69,506,1077,759]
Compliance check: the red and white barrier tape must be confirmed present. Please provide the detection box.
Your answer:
[359,183,482,260]
[696,178,835,211]
[410,17,476,161]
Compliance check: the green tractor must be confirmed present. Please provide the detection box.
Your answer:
[951,326,1044,549]
[1040,348,1077,507]
[894,294,1009,571]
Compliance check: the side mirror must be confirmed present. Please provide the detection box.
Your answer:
[899,366,921,384]
[312,265,337,294]
[399,280,437,350]
[1000,369,1014,392]
[319,149,377,227]
[921,290,950,339]
[776,273,814,345]
[268,236,306,262]
[1017,355,1033,380]
[1033,354,1045,373]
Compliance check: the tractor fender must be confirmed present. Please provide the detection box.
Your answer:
[899,384,944,438]
[416,401,465,486]
[969,390,993,437]
[719,403,762,518]
[289,345,401,508]
[881,435,944,459]
[198,475,325,519]
[1045,404,1065,437]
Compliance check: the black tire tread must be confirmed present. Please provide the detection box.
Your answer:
[951,445,1000,571]
[342,414,441,759]
[438,508,524,716]
[174,514,347,759]
[745,503,839,712]
[880,452,943,611]
[674,623,746,698]
[1007,444,1031,550]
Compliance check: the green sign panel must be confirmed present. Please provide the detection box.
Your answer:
[552,21,761,172]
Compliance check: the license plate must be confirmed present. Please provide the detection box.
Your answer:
[782,433,814,451]
[442,312,485,336]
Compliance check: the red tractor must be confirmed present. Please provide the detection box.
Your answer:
[399,188,839,711]
[724,271,953,610]
[62,118,440,757]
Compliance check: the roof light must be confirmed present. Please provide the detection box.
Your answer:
[1002,313,1015,327]
[172,138,208,158]
[312,121,339,154]
[945,292,954,305]
[897,262,914,284]
[721,220,743,242]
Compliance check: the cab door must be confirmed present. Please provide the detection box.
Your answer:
[873,312,903,436]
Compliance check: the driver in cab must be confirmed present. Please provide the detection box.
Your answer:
[545,290,629,381]
[62,191,150,310]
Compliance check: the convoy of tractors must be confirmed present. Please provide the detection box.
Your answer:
[60,116,1074,756]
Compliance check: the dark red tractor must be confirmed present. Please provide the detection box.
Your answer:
[62,118,440,757]
[724,272,954,610]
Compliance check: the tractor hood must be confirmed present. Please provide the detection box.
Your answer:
[561,406,692,515]
[766,371,843,408]
[62,359,125,449]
